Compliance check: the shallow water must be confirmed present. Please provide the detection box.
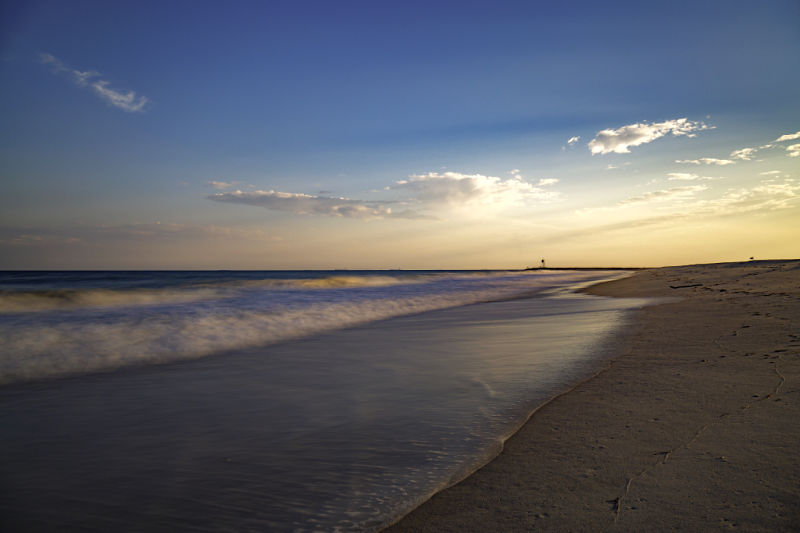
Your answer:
[0,278,643,531]
[0,271,649,531]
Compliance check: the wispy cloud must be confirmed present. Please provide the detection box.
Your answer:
[588,118,711,155]
[90,81,148,112]
[675,157,735,166]
[209,180,239,189]
[680,131,800,163]
[567,136,580,146]
[40,53,149,112]
[730,147,756,160]
[696,179,800,214]
[667,173,720,181]
[537,178,559,186]
[774,131,800,142]
[759,170,782,176]
[209,190,413,219]
[617,185,708,206]
[579,178,798,220]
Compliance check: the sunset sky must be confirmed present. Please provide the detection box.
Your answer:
[1,0,798,269]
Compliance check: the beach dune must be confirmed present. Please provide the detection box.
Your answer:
[386,260,800,532]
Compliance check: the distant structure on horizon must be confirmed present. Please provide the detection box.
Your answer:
[541,259,546,269]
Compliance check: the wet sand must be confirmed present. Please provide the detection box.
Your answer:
[385,260,800,532]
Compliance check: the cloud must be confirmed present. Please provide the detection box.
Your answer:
[209,180,239,189]
[393,172,558,207]
[667,173,700,181]
[90,81,148,112]
[683,132,800,162]
[567,136,580,146]
[209,171,560,220]
[582,178,798,220]
[40,53,148,112]
[759,170,782,176]
[588,118,711,155]
[574,176,800,236]
[675,157,735,166]
[618,185,708,206]
[209,190,424,220]
[667,173,721,181]
[697,179,800,214]
[774,131,800,142]
[730,147,756,160]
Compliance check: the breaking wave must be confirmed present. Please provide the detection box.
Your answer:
[0,270,628,384]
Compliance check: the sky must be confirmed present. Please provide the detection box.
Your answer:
[1,0,798,269]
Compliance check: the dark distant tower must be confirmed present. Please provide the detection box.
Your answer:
[541,258,546,269]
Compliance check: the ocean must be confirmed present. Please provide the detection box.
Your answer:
[0,270,649,531]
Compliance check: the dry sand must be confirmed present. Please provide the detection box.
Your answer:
[385,260,800,532]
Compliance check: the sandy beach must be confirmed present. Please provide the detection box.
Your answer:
[386,260,800,532]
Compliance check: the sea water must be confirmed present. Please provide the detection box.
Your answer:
[0,270,647,531]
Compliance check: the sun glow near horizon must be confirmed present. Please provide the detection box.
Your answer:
[1,1,798,269]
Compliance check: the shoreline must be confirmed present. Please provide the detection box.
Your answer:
[385,260,800,531]
[0,271,651,532]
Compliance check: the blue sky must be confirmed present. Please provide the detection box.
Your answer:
[1,0,798,268]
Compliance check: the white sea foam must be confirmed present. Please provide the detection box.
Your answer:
[0,270,627,384]
[0,274,447,313]
[0,287,229,313]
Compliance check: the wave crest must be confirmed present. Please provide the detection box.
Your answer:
[0,270,629,384]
